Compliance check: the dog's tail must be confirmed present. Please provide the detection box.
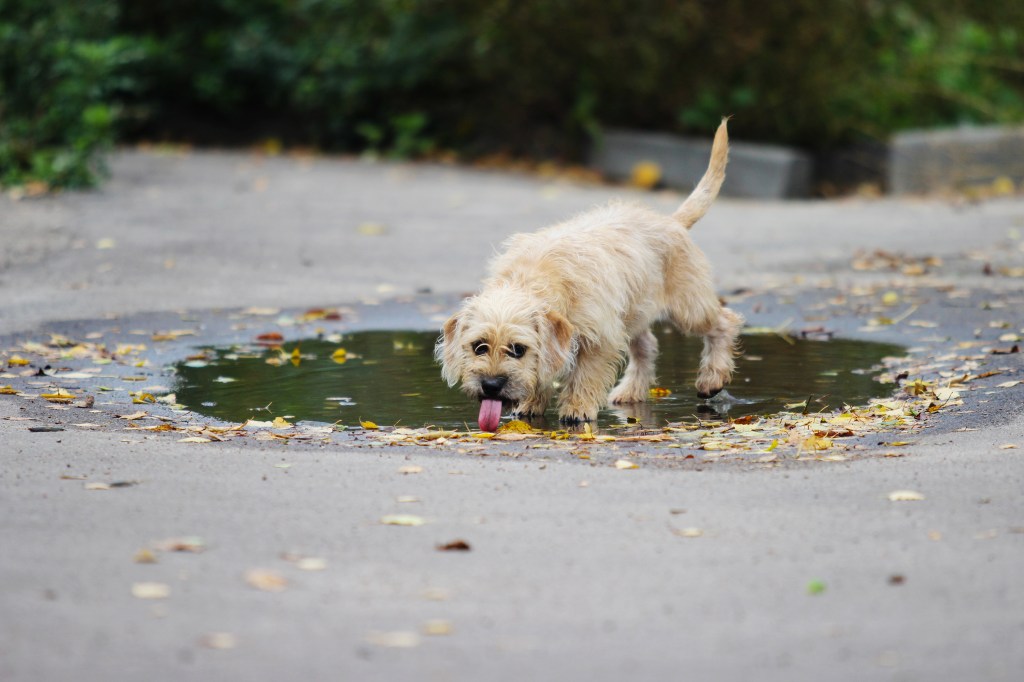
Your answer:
[672,118,729,229]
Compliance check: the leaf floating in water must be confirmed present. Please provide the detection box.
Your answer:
[331,348,348,364]
[649,387,672,398]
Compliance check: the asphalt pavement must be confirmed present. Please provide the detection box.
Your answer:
[1,148,1023,681]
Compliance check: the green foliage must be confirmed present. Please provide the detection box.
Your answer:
[3,0,1024,187]
[0,0,138,188]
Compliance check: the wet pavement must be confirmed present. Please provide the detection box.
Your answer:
[1,149,1023,681]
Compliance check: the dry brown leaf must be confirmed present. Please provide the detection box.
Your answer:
[244,569,288,592]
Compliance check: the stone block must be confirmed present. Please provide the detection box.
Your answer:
[889,125,1024,194]
[590,129,813,199]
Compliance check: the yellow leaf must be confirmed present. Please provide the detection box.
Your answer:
[331,348,348,363]
[7,355,30,367]
[629,161,662,189]
[0,385,18,395]
[649,387,672,398]
[360,420,379,430]
[272,416,293,429]
[881,291,900,306]
[290,346,301,367]
[41,391,76,403]
[498,419,533,434]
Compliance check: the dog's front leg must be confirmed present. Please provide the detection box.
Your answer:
[513,385,553,420]
[556,346,620,423]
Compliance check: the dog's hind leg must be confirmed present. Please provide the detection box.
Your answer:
[608,329,658,404]
[691,307,743,398]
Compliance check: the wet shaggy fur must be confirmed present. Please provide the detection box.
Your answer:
[436,120,743,423]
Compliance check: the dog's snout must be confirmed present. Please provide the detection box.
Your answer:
[481,376,508,398]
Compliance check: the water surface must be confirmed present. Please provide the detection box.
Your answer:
[173,330,904,428]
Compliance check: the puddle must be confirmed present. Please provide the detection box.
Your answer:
[172,330,904,429]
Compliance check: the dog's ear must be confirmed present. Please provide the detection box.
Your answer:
[442,313,459,345]
[545,311,573,354]
[540,310,575,377]
[435,313,462,386]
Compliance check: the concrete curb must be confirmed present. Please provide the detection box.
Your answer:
[590,128,813,199]
[889,124,1024,195]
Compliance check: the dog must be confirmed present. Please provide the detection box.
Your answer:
[436,120,742,430]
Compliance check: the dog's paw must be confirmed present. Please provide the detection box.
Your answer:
[695,372,727,400]
[608,382,648,405]
[557,405,597,424]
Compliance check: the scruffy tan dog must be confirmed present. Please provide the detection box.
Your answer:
[436,120,742,430]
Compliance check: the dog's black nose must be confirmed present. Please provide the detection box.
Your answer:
[481,376,507,398]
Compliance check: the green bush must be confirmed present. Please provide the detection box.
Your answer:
[3,0,1024,189]
[0,0,138,188]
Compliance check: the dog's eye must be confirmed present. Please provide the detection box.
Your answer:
[472,341,490,356]
[506,344,527,359]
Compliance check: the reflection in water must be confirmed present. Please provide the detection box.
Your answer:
[173,330,905,429]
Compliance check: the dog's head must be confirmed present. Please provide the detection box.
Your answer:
[435,286,575,409]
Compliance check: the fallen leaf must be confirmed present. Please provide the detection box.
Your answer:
[629,160,662,189]
[497,419,532,434]
[381,514,425,526]
[178,437,211,443]
[806,580,826,595]
[888,489,925,502]
[422,619,453,636]
[366,631,419,648]
[153,536,205,553]
[133,548,158,564]
[84,482,111,491]
[360,420,379,430]
[398,465,423,474]
[614,459,640,469]
[244,569,288,592]
[671,527,703,538]
[132,582,170,599]
[296,557,328,571]
[436,539,471,551]
[996,380,1021,389]
[199,632,238,650]
[998,444,1017,450]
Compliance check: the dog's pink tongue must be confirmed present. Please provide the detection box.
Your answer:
[478,399,503,432]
